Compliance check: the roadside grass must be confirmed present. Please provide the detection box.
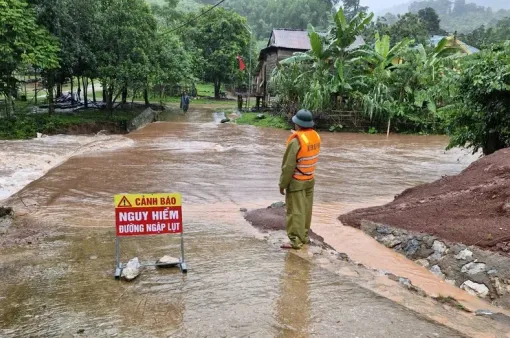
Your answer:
[0,109,139,140]
[235,112,291,129]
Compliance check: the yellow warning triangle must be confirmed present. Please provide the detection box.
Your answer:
[117,196,132,208]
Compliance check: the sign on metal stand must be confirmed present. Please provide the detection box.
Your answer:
[113,193,187,279]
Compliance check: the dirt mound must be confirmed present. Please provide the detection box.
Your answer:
[244,206,325,243]
[340,148,510,256]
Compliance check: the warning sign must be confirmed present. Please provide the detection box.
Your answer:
[114,193,182,237]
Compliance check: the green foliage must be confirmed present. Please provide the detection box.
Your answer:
[409,0,510,34]
[439,42,510,155]
[186,7,250,99]
[460,17,510,49]
[0,0,59,116]
[235,112,290,129]
[222,0,333,39]
[368,127,378,134]
[418,7,442,35]
[329,124,344,132]
[272,9,373,113]
[271,8,465,135]
[94,0,157,109]
[0,110,138,139]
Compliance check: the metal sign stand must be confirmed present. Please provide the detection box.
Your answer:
[114,230,187,279]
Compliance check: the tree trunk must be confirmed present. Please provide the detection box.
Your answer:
[77,76,82,103]
[102,87,106,103]
[144,88,149,106]
[82,77,89,108]
[386,117,391,138]
[4,94,13,117]
[214,81,221,99]
[91,79,96,103]
[47,72,55,115]
[34,75,38,105]
[107,86,114,111]
[56,83,62,98]
[70,76,74,104]
[121,87,127,104]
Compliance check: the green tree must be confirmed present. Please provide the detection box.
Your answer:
[418,7,442,34]
[359,34,412,136]
[224,0,333,39]
[389,13,429,45]
[341,0,369,20]
[0,0,59,116]
[187,7,250,98]
[440,43,510,155]
[95,0,157,110]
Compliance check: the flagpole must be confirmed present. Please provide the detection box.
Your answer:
[244,24,252,111]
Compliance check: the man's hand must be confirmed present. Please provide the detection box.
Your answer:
[280,188,285,196]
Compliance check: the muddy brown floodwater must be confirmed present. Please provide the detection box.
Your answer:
[1,107,508,337]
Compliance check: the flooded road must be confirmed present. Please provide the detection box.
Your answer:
[1,107,508,337]
[0,135,133,201]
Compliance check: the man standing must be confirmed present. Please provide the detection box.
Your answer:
[279,109,321,249]
[180,91,190,113]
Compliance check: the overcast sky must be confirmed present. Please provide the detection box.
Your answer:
[360,0,408,11]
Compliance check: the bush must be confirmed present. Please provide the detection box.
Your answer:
[441,43,510,155]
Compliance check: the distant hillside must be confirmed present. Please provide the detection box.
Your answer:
[146,0,202,12]
[377,0,510,16]
[376,0,510,33]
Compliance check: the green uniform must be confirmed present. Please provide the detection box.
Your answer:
[279,138,315,249]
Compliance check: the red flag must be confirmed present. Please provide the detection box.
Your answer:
[237,55,246,71]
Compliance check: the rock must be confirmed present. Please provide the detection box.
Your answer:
[403,238,421,257]
[399,277,413,289]
[487,269,498,275]
[461,281,489,298]
[415,259,430,268]
[96,130,108,136]
[89,255,98,260]
[416,245,434,258]
[475,309,494,317]
[37,132,43,138]
[492,277,507,296]
[269,201,285,209]
[121,257,141,281]
[427,251,443,262]
[255,114,266,120]
[239,208,247,212]
[77,328,85,334]
[446,279,456,286]
[156,255,180,267]
[375,225,392,235]
[386,273,400,282]
[335,252,350,261]
[379,234,402,248]
[220,118,230,123]
[430,265,445,279]
[455,249,473,260]
[432,240,447,254]
[0,207,13,218]
[461,262,486,275]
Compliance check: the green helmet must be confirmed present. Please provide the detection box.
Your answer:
[292,109,314,128]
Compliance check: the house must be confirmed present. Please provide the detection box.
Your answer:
[429,35,479,54]
[253,29,365,108]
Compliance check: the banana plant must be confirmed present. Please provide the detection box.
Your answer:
[358,33,412,136]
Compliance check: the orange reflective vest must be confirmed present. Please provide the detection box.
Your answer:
[286,129,321,181]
